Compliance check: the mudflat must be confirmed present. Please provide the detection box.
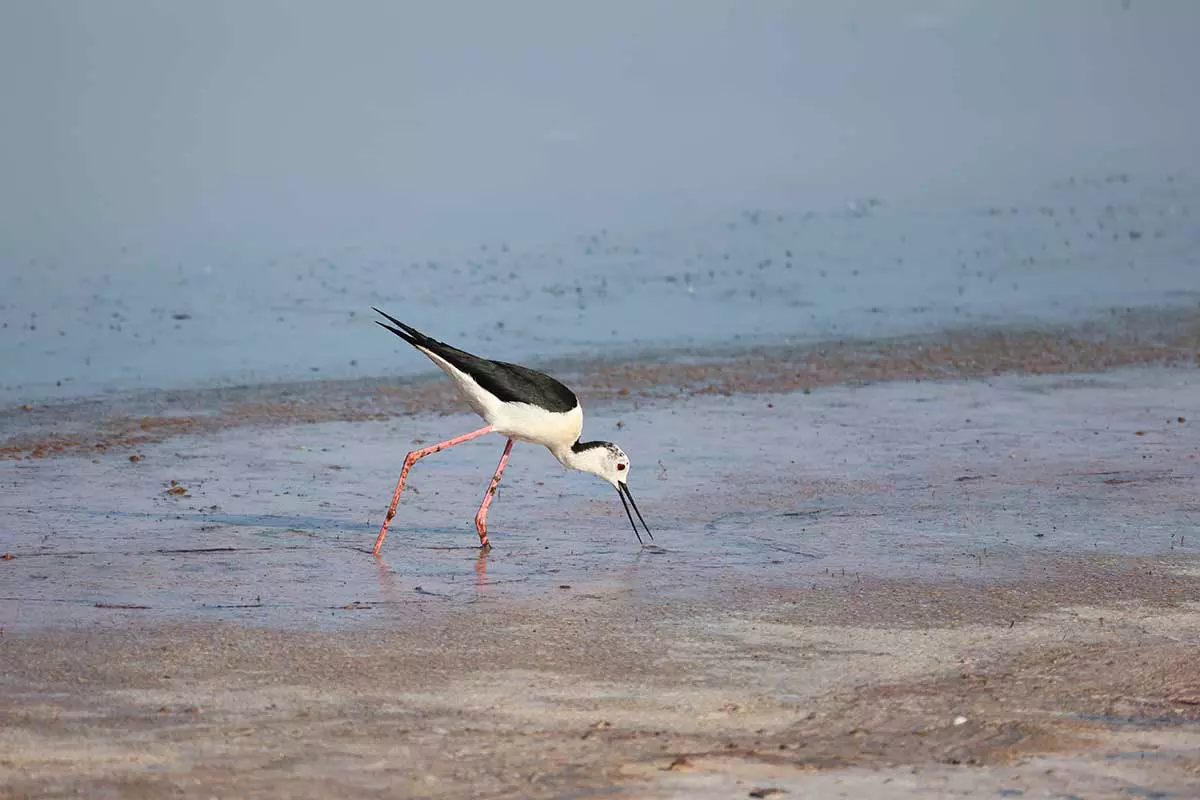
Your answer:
[2,317,1199,798]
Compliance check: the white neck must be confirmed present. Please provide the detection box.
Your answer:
[552,444,584,472]
[551,443,602,477]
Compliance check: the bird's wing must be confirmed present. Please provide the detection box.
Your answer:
[373,308,578,413]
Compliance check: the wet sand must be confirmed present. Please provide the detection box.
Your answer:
[2,318,1200,798]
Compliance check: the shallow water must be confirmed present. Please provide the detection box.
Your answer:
[3,366,1196,632]
[3,172,1199,405]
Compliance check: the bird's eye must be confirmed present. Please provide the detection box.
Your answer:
[617,463,626,471]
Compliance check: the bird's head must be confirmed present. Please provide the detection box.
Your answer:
[569,440,652,544]
[571,440,630,487]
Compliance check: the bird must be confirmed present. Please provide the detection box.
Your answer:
[370,307,652,556]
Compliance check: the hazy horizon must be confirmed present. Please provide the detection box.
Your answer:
[3,1,1198,269]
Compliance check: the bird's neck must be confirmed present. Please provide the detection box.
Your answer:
[552,440,594,474]
[551,444,584,472]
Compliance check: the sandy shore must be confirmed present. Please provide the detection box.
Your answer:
[2,317,1199,798]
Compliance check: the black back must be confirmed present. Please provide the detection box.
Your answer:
[374,308,579,414]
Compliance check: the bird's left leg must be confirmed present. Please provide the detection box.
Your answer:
[373,424,493,556]
[473,438,514,548]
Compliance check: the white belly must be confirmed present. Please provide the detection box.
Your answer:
[490,401,583,447]
[421,348,583,449]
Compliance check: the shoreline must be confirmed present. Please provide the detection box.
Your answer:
[4,306,1198,462]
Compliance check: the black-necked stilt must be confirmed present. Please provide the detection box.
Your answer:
[371,307,652,555]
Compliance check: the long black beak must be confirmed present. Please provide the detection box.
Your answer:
[616,482,653,544]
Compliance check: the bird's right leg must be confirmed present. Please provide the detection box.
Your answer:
[373,425,493,556]
[473,438,514,549]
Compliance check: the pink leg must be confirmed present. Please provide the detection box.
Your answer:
[373,425,493,556]
[473,438,514,548]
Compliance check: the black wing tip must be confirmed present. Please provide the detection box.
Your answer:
[373,308,430,345]
[373,315,421,349]
[374,319,404,335]
[372,306,403,327]
[372,309,405,331]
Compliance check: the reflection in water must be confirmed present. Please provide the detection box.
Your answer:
[475,548,490,587]
[375,555,400,606]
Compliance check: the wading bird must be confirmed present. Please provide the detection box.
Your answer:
[371,308,652,555]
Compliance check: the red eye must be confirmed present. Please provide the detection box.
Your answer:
[617,463,626,471]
